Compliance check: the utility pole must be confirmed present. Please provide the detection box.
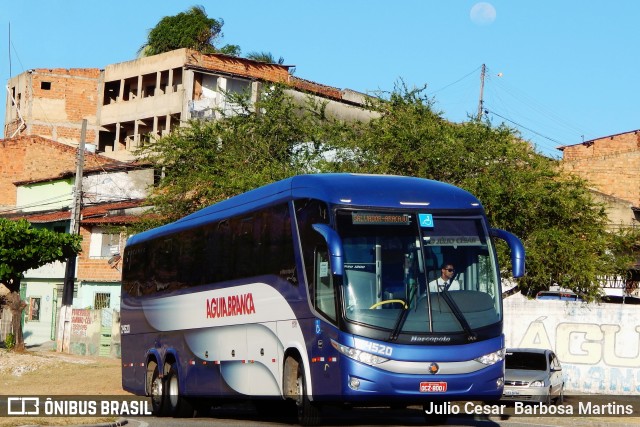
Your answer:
[477,63,486,120]
[56,119,87,353]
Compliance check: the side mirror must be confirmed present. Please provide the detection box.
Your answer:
[312,224,344,276]
[490,228,525,278]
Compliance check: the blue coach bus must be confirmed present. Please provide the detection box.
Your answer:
[120,173,525,425]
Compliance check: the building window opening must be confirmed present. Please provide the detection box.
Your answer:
[94,292,111,310]
[142,73,156,98]
[172,67,183,91]
[40,82,51,90]
[28,297,41,321]
[103,81,121,105]
[123,77,138,101]
[90,227,121,258]
[159,70,169,94]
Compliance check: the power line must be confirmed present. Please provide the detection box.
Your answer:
[428,66,482,96]
[484,107,567,147]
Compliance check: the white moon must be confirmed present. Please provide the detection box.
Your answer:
[470,2,496,25]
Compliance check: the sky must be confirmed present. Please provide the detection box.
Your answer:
[1,0,639,158]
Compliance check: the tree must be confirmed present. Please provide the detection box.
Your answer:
[135,81,638,301]
[138,6,240,57]
[246,51,285,65]
[322,82,632,300]
[135,85,334,225]
[0,219,81,351]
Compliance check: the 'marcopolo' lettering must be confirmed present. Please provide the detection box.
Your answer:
[206,293,256,319]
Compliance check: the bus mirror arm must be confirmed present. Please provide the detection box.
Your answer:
[312,224,344,276]
[490,228,525,278]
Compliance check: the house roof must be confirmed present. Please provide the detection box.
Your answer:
[2,135,121,186]
[80,200,146,224]
[557,129,640,151]
[13,161,150,186]
[16,209,71,223]
[3,199,147,225]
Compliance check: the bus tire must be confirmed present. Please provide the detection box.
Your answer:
[165,364,195,418]
[149,363,167,416]
[294,359,321,426]
[423,405,448,425]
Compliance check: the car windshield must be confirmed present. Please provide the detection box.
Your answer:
[336,210,501,336]
[505,351,547,371]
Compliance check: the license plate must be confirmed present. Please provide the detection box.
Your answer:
[504,390,519,396]
[420,381,447,392]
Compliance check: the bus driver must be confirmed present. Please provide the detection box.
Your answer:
[428,263,461,292]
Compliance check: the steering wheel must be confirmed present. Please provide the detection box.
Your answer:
[369,299,408,309]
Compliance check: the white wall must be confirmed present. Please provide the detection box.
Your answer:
[504,293,640,394]
[76,282,121,311]
[82,169,152,204]
[22,282,58,345]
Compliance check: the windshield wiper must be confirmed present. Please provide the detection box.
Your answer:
[439,289,477,341]
[389,300,411,341]
[388,276,421,341]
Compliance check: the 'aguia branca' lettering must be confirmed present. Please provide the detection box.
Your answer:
[206,293,256,319]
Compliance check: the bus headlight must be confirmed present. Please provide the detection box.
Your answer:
[474,348,505,366]
[331,340,389,366]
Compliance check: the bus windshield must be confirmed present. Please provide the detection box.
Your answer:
[336,210,501,335]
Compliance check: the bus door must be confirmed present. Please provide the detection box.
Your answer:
[309,247,341,398]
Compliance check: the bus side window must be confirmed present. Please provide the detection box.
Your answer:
[315,248,337,322]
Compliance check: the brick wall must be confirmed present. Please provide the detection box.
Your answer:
[0,135,114,206]
[188,50,291,83]
[6,68,100,143]
[187,50,352,102]
[562,131,640,161]
[76,225,122,282]
[561,131,640,205]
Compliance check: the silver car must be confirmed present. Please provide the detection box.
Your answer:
[501,348,564,404]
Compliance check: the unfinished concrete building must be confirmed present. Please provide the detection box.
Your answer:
[4,48,372,162]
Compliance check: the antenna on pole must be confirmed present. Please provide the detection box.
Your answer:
[477,64,486,120]
[8,22,11,77]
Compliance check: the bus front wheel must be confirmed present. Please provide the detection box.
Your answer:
[294,359,321,426]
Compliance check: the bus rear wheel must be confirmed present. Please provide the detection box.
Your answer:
[165,364,195,418]
[149,363,167,416]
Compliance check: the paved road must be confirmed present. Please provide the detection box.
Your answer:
[123,397,640,427]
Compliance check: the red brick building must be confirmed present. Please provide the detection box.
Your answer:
[0,135,114,208]
[4,68,101,143]
[559,130,640,228]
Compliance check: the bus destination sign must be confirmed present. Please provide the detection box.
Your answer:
[352,212,411,226]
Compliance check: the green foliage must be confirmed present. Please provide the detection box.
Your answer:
[135,85,334,224]
[4,333,15,350]
[0,219,82,293]
[139,6,240,57]
[137,80,639,301]
[246,51,285,65]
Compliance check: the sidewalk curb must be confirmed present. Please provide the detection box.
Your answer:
[23,418,129,427]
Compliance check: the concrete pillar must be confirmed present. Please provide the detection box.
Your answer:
[114,123,121,151]
[118,79,124,102]
[168,69,174,94]
[137,75,142,99]
[132,120,139,150]
[182,69,195,121]
[155,71,162,96]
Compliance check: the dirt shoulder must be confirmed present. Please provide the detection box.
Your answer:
[0,347,130,426]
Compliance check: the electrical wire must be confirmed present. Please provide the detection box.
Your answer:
[428,66,482,96]
[482,66,595,155]
[484,107,567,148]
